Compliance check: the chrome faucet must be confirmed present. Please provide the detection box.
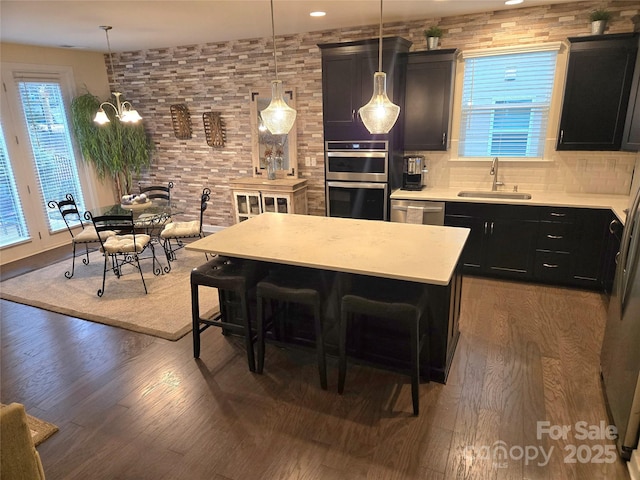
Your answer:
[490,157,504,191]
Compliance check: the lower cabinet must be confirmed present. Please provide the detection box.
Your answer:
[445,203,537,280]
[445,202,612,288]
[230,177,308,223]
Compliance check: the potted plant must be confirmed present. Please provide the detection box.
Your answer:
[424,26,443,50]
[71,91,154,199]
[589,9,612,35]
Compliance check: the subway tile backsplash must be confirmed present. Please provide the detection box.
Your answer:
[418,150,637,195]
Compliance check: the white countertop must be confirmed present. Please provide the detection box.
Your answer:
[390,187,630,224]
[186,213,470,286]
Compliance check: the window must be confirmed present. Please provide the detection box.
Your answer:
[459,45,560,159]
[0,125,29,247]
[17,78,85,232]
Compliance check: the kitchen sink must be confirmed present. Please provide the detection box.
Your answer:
[457,191,532,200]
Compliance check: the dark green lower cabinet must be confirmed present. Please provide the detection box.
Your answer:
[445,202,611,289]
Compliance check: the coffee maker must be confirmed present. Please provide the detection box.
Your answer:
[402,155,425,190]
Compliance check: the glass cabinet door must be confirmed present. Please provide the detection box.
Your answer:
[262,194,291,214]
[233,191,261,222]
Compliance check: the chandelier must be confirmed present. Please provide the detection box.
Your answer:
[93,26,142,125]
[358,0,400,134]
[260,0,297,135]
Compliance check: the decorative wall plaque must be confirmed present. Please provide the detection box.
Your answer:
[203,111,226,148]
[169,104,192,139]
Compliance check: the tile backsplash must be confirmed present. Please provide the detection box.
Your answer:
[416,149,638,195]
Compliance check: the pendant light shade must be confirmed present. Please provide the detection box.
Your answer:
[261,80,297,135]
[359,72,400,134]
[260,0,296,135]
[359,0,400,134]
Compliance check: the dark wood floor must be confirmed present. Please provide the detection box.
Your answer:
[0,250,630,479]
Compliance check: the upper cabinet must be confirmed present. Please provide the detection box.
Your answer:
[557,33,639,151]
[403,49,457,151]
[318,37,411,141]
[622,35,640,151]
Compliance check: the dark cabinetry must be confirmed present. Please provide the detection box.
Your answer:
[623,36,640,151]
[403,49,457,151]
[534,207,608,287]
[318,37,411,142]
[445,203,538,280]
[446,202,611,288]
[557,33,639,151]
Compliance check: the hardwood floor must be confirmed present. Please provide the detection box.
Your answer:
[0,251,630,479]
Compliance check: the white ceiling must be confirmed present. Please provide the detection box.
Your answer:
[1,0,586,52]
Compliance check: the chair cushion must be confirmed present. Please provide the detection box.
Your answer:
[102,234,150,254]
[161,221,200,239]
[74,225,115,243]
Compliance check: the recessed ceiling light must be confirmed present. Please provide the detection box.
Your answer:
[310,11,326,17]
[505,0,524,4]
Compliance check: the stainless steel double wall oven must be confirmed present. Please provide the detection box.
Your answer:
[325,141,390,221]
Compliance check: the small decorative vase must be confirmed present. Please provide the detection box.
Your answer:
[266,156,276,180]
[427,37,440,50]
[591,20,606,35]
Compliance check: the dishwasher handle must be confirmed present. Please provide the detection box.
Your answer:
[391,204,444,213]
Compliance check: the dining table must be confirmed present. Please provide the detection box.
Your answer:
[86,199,184,274]
[186,213,470,383]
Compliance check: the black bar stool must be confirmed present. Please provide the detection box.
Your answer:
[338,275,429,415]
[256,266,332,390]
[190,256,266,371]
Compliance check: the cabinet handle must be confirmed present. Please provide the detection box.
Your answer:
[550,212,566,217]
[615,251,620,265]
[442,132,446,145]
[484,221,488,235]
[490,222,494,235]
[609,219,620,234]
[543,263,559,268]
[547,234,563,239]
[352,109,357,122]
[559,130,564,144]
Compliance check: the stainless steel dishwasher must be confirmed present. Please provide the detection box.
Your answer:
[390,199,445,225]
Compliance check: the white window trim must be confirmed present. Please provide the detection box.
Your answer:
[449,42,566,163]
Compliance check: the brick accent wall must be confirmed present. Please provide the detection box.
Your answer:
[107,1,639,227]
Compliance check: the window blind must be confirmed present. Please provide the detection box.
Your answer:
[0,125,30,247]
[459,49,558,158]
[17,80,86,232]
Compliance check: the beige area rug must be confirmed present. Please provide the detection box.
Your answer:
[0,249,219,341]
[0,404,59,446]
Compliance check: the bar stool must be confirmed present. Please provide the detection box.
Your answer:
[338,275,429,415]
[190,256,266,371]
[256,266,332,390]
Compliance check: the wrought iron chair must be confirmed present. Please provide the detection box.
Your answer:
[86,210,160,297]
[160,187,210,262]
[138,181,173,203]
[136,181,174,234]
[48,194,115,279]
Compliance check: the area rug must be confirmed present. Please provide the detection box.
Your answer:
[0,404,59,446]
[0,249,219,341]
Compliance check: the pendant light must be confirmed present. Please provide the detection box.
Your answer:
[93,26,142,125]
[358,0,400,134]
[260,0,297,135]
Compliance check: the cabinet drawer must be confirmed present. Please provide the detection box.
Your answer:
[537,222,572,252]
[535,250,571,283]
[538,207,575,223]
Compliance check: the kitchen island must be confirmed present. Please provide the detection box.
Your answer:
[187,213,470,383]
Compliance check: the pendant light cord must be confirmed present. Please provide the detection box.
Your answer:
[270,0,279,80]
[378,0,383,72]
[101,26,116,89]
